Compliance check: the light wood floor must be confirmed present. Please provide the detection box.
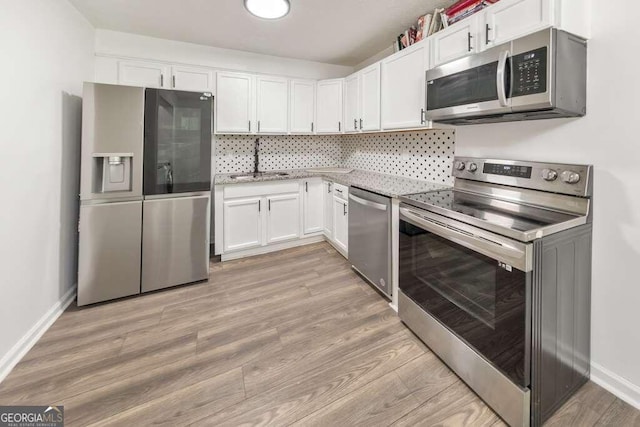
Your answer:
[0,242,638,426]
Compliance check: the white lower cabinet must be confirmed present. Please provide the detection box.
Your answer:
[218,180,326,257]
[266,193,300,243]
[323,181,334,239]
[303,179,324,234]
[333,196,348,254]
[223,197,262,252]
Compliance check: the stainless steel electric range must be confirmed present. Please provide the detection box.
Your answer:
[398,157,593,427]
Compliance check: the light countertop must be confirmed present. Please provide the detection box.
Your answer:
[214,168,450,198]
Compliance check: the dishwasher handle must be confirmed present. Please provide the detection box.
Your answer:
[349,194,388,211]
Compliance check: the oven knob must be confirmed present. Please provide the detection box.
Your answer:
[541,168,558,181]
[454,161,466,171]
[468,162,478,172]
[561,170,581,184]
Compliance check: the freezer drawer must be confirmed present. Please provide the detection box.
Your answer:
[348,187,392,297]
[78,201,142,306]
[141,195,210,292]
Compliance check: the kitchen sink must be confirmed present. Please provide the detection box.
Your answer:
[229,172,289,181]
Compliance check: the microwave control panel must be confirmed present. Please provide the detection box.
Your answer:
[511,47,547,98]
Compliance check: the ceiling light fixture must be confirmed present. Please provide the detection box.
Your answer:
[244,0,290,19]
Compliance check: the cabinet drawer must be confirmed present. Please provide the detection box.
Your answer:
[333,183,349,201]
[223,180,300,199]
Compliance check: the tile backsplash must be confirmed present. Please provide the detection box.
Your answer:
[342,130,454,185]
[214,129,455,185]
[215,135,342,173]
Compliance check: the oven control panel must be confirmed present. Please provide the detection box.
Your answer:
[483,163,532,178]
[453,157,592,197]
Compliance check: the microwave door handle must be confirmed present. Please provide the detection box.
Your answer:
[497,50,510,107]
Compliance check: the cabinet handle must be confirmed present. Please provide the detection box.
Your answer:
[249,120,251,132]
[160,74,164,87]
[258,121,261,133]
[268,199,271,211]
[311,122,314,132]
[335,188,343,194]
[338,121,341,132]
[485,24,491,45]
[305,182,308,192]
[354,119,357,130]
[359,118,363,130]
[327,183,332,193]
[172,75,176,88]
[258,199,261,212]
[343,204,347,216]
[468,32,473,52]
[421,108,426,124]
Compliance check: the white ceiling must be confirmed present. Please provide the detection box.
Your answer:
[69,0,455,66]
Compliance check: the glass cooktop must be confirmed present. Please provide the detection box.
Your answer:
[401,190,582,238]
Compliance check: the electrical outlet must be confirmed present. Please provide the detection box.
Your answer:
[401,149,410,162]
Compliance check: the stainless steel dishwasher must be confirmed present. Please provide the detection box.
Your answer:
[348,187,392,298]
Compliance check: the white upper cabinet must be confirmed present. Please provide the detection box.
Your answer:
[118,60,169,88]
[360,63,381,131]
[432,0,589,64]
[289,80,316,134]
[256,76,289,134]
[170,66,214,92]
[381,42,430,130]
[216,71,255,134]
[482,0,551,47]
[344,73,360,133]
[431,15,480,66]
[316,79,344,133]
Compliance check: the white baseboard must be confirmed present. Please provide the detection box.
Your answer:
[0,286,77,384]
[591,362,640,410]
[221,235,325,261]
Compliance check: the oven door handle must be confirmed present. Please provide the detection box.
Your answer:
[497,50,510,107]
[400,207,531,272]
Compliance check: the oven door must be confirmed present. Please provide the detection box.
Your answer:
[426,44,512,122]
[399,205,532,387]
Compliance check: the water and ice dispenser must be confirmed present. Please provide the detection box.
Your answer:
[93,153,133,193]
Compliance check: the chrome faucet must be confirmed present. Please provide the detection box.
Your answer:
[253,138,260,175]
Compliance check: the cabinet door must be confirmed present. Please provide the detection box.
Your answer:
[171,66,214,92]
[256,76,289,134]
[290,80,316,134]
[333,197,348,253]
[381,43,429,130]
[323,181,334,239]
[216,71,254,133]
[344,73,360,133]
[267,193,300,244]
[483,0,551,48]
[316,79,343,133]
[118,60,169,88]
[303,180,324,234]
[223,197,262,251]
[431,15,479,66]
[360,63,381,131]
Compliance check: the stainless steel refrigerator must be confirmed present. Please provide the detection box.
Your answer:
[78,82,212,306]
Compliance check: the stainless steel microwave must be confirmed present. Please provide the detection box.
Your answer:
[425,28,587,125]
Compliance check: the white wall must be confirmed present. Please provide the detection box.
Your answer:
[0,1,94,380]
[94,30,353,81]
[455,0,640,408]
